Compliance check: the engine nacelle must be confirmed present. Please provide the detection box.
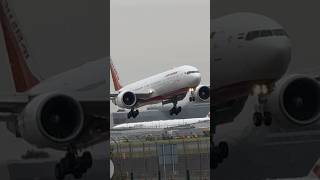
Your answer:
[115,91,137,108]
[19,93,84,149]
[194,85,210,102]
[267,75,320,128]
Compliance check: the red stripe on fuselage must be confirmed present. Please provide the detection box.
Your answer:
[138,87,190,106]
[214,79,275,104]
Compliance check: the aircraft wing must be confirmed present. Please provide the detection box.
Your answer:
[110,90,153,100]
[0,94,108,121]
[0,94,29,113]
[162,92,188,105]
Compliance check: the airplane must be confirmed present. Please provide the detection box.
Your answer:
[266,158,320,180]
[0,1,108,179]
[111,112,210,130]
[212,12,292,127]
[110,59,210,119]
[212,12,320,169]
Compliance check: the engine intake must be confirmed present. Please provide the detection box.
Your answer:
[116,91,136,108]
[39,95,84,142]
[19,93,84,148]
[195,85,210,102]
[281,77,320,124]
[267,75,320,127]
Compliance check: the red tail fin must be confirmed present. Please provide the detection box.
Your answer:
[0,0,39,92]
[110,59,122,91]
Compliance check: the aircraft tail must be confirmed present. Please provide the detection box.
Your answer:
[110,58,122,91]
[0,0,39,92]
[308,158,320,178]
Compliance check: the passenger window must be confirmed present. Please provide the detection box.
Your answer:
[245,30,260,41]
[261,30,272,37]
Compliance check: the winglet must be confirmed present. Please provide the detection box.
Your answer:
[308,158,320,178]
[110,58,122,91]
[0,0,39,92]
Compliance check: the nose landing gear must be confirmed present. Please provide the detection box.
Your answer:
[252,84,273,127]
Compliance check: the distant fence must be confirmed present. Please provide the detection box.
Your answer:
[111,137,210,180]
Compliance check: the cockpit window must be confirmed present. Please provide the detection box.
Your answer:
[186,70,200,75]
[245,29,289,41]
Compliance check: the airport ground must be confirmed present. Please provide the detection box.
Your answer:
[111,135,210,180]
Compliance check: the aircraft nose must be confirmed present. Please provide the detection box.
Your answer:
[256,38,291,78]
[271,39,291,72]
[191,73,201,86]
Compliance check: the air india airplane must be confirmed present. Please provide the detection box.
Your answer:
[110,59,210,118]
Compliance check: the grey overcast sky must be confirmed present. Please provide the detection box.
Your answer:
[110,0,210,111]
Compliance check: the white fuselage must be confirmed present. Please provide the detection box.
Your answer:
[118,65,201,108]
[112,116,209,130]
[212,13,291,103]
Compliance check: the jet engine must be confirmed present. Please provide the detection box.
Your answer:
[19,93,84,149]
[267,75,320,127]
[116,91,137,108]
[194,85,210,102]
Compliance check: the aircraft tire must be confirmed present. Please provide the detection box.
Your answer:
[253,112,262,126]
[264,112,272,126]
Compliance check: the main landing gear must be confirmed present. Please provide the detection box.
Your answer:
[252,85,273,127]
[55,147,93,180]
[169,99,182,115]
[212,122,229,170]
[213,141,229,169]
[127,108,139,119]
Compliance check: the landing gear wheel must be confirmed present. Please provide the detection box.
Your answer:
[253,112,263,127]
[175,106,182,115]
[55,148,93,180]
[133,110,139,118]
[55,163,65,180]
[82,151,93,169]
[170,108,175,115]
[218,142,229,159]
[170,106,182,115]
[128,109,139,119]
[264,112,272,126]
[127,111,132,119]
[189,96,196,102]
[73,171,83,179]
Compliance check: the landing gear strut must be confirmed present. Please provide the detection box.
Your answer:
[55,147,93,180]
[169,98,182,115]
[253,94,273,127]
[127,109,139,119]
[189,88,196,102]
